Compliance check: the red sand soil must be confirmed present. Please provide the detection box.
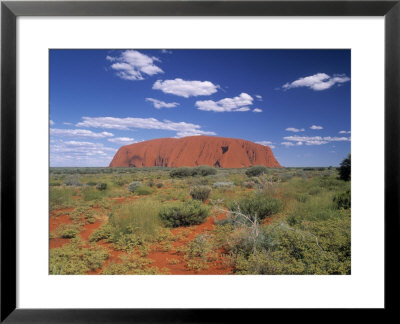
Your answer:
[146,212,232,275]
[109,135,281,168]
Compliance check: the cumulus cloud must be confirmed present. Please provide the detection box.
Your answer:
[145,98,179,109]
[161,49,172,54]
[152,78,219,98]
[283,135,350,146]
[255,95,263,101]
[282,73,350,91]
[310,125,323,130]
[50,128,114,138]
[281,141,303,147]
[50,139,117,167]
[253,108,263,113]
[195,93,253,112]
[76,116,216,138]
[108,137,136,145]
[286,127,305,133]
[106,50,163,80]
[256,140,275,149]
[50,120,55,125]
[339,130,351,134]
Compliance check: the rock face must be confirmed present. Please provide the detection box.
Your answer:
[109,135,281,168]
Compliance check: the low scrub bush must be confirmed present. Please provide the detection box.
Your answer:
[156,182,164,188]
[89,224,114,242]
[333,190,351,209]
[127,181,142,192]
[242,181,255,189]
[213,182,234,189]
[159,200,211,227]
[64,175,82,186]
[190,185,211,202]
[135,186,153,195]
[227,194,282,221]
[170,167,194,178]
[50,239,108,274]
[245,166,268,177]
[96,183,107,191]
[193,165,217,176]
[56,224,82,238]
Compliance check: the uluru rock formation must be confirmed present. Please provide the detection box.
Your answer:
[109,135,281,168]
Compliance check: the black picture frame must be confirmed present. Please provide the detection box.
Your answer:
[1,0,399,322]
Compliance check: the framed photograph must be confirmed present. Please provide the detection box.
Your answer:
[1,0,399,321]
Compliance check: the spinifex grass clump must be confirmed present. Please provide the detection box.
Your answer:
[190,185,211,202]
[110,199,162,241]
[227,193,282,221]
[49,187,76,209]
[159,200,211,227]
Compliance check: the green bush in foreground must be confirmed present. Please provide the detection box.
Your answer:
[170,166,217,178]
[227,194,282,221]
[169,167,194,178]
[127,181,142,192]
[159,200,211,227]
[96,183,107,191]
[50,239,108,274]
[333,190,351,209]
[245,166,268,177]
[190,185,211,202]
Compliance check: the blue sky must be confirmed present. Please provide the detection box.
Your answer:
[50,49,351,167]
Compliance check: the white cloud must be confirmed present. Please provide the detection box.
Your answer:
[145,98,179,109]
[281,141,303,147]
[107,50,163,80]
[76,116,216,138]
[286,127,305,133]
[253,108,263,113]
[282,73,350,91]
[50,139,117,167]
[161,49,172,54]
[196,93,253,112]
[255,95,263,101]
[153,78,219,98]
[108,137,136,145]
[50,120,55,125]
[256,140,275,149]
[310,125,323,130]
[50,128,114,138]
[339,130,351,134]
[283,135,350,146]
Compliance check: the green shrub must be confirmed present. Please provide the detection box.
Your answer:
[96,183,107,191]
[333,190,351,209]
[190,185,211,202]
[170,167,195,178]
[156,182,164,188]
[64,175,82,186]
[127,181,142,193]
[228,194,282,221]
[56,224,82,238]
[159,200,211,227]
[50,240,108,274]
[135,186,153,195]
[50,187,75,208]
[245,166,268,177]
[87,181,97,186]
[89,224,114,242]
[193,165,217,176]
